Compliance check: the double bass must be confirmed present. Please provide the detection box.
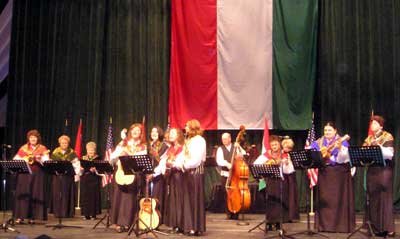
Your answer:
[225,126,251,214]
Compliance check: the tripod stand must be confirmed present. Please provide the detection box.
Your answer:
[93,176,112,229]
[248,163,293,238]
[346,146,384,239]
[43,161,82,230]
[285,149,328,238]
[0,157,30,233]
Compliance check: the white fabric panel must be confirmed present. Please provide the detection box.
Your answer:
[217,0,273,129]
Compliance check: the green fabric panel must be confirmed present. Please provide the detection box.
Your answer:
[272,0,318,130]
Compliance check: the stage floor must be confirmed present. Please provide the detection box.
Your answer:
[1,211,399,239]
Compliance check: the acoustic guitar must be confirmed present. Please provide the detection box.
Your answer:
[138,178,160,230]
[115,159,135,185]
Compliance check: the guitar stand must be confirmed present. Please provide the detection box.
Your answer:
[126,174,168,238]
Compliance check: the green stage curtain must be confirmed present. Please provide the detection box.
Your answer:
[7,0,171,152]
[317,0,400,210]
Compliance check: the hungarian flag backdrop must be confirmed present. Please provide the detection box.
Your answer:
[169,0,318,130]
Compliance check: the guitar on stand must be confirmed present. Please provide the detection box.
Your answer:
[138,177,160,230]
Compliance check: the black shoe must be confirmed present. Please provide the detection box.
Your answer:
[267,224,273,231]
[387,232,396,237]
[275,223,281,230]
[230,214,239,220]
[84,216,90,220]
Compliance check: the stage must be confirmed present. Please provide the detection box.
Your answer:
[1,212,399,239]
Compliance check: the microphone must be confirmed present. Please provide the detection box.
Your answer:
[2,144,12,148]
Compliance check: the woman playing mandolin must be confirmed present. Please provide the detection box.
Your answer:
[109,123,147,233]
[13,129,49,224]
[362,115,395,237]
[148,125,169,222]
[149,127,185,232]
[310,121,355,233]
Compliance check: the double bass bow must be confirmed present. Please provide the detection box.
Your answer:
[225,126,251,214]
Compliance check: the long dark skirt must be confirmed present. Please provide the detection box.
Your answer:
[315,163,355,233]
[364,164,394,233]
[51,175,75,218]
[151,175,164,224]
[265,177,289,224]
[80,173,102,217]
[163,170,184,229]
[14,167,47,220]
[110,177,140,227]
[182,171,205,233]
[285,172,299,221]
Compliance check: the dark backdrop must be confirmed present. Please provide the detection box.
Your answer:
[4,0,400,211]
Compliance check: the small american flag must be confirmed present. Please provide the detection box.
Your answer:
[102,122,114,187]
[305,114,318,188]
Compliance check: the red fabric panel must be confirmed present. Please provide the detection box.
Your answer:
[169,0,217,129]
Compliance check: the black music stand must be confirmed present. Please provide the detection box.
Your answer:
[43,161,82,230]
[346,146,384,239]
[287,149,328,238]
[248,164,292,238]
[0,160,31,233]
[84,161,114,230]
[119,155,165,237]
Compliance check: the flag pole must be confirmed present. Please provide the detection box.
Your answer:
[76,118,82,211]
[309,112,315,217]
[309,188,314,216]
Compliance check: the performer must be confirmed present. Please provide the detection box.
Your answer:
[150,127,185,232]
[80,142,102,220]
[254,135,288,230]
[13,130,49,224]
[50,135,81,218]
[362,115,395,237]
[109,123,147,233]
[310,122,355,233]
[216,132,247,220]
[148,125,169,222]
[281,137,300,222]
[182,119,206,236]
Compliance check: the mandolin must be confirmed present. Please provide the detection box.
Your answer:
[22,149,50,165]
[138,177,160,230]
[320,134,350,159]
